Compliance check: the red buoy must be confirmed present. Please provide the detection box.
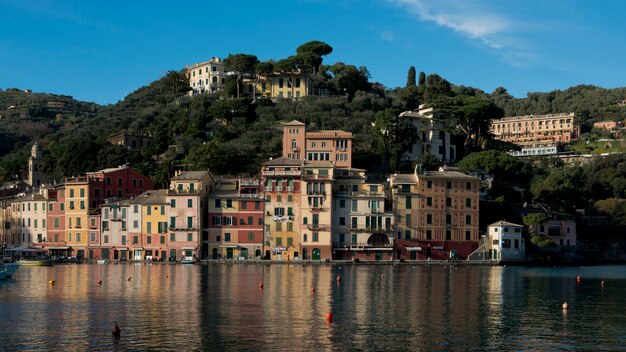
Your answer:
[97,280,102,285]
[576,275,581,284]
[112,321,121,338]
[601,280,605,288]
[326,312,333,324]
[259,281,264,289]
[311,287,315,293]
[336,274,341,282]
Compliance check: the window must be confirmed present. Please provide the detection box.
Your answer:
[339,199,346,208]
[147,222,152,234]
[446,230,451,240]
[248,216,253,225]
[406,196,412,209]
[426,214,432,224]
[406,214,411,227]
[80,188,85,197]
[104,235,109,244]
[255,202,261,210]
[312,232,319,242]
[171,199,176,208]
[147,206,151,215]
[225,233,231,242]
[303,234,307,242]
[466,198,472,208]
[401,185,410,192]
[405,230,411,239]
[446,197,452,207]
[466,214,472,225]
[69,189,75,197]
[133,205,139,213]
[446,214,452,225]
[241,201,247,209]
[248,232,254,241]
[133,236,138,244]
[466,231,471,240]
[426,230,432,240]
[215,199,221,208]
[351,200,358,211]
[447,181,452,189]
[426,197,432,206]
[287,237,293,246]
[170,233,175,241]
[187,233,193,241]
[276,222,282,231]
[427,180,432,188]
[339,217,346,226]
[147,236,152,244]
[466,182,472,190]
[187,199,193,208]
[226,199,232,208]
[187,217,193,228]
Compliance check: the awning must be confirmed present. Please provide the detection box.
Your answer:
[365,247,393,251]
[47,246,70,250]
[406,247,422,252]
[116,248,128,251]
[219,244,238,248]
[182,246,197,250]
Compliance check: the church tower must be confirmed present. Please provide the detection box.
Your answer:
[28,142,45,187]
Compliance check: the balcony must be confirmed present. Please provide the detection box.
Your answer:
[168,188,200,195]
[307,224,329,232]
[169,225,199,231]
[262,170,301,176]
[303,174,331,181]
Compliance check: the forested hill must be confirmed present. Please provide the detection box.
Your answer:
[2,54,626,188]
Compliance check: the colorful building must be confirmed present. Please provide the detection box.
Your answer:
[486,221,526,262]
[207,178,265,260]
[491,112,579,146]
[399,105,456,163]
[45,185,69,257]
[186,57,226,95]
[129,190,169,261]
[300,164,334,261]
[98,199,131,261]
[282,120,353,168]
[391,166,480,260]
[261,157,303,260]
[332,168,395,261]
[167,171,215,260]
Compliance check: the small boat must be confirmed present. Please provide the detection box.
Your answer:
[16,258,54,267]
[180,257,196,264]
[0,262,19,278]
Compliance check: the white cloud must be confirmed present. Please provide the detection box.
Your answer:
[386,0,546,65]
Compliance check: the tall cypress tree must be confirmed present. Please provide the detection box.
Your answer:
[407,66,417,87]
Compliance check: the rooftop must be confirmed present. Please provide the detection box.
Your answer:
[171,171,210,181]
[129,189,167,205]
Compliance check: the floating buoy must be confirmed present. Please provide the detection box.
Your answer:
[311,287,315,293]
[325,312,333,324]
[97,280,102,285]
[112,321,121,338]
[48,280,56,286]
[259,281,263,289]
[336,274,341,282]
[562,302,568,310]
[601,280,605,288]
[381,274,385,279]
[166,275,169,278]
[127,277,132,281]
[576,275,581,284]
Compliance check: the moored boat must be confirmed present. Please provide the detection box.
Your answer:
[16,259,54,267]
[0,262,19,278]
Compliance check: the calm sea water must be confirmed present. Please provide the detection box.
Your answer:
[0,263,625,351]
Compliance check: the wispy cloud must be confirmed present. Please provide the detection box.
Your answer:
[380,31,396,42]
[387,0,541,65]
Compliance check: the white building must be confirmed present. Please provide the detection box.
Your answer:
[487,221,525,262]
[400,105,456,163]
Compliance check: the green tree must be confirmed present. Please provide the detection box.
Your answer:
[406,66,416,87]
[372,109,417,171]
[224,54,259,98]
[523,213,554,248]
[327,62,371,100]
[456,96,504,154]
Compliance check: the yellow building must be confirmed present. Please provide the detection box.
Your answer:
[261,157,302,260]
[491,112,578,146]
[242,71,311,99]
[186,57,226,96]
[64,179,89,258]
[131,189,169,261]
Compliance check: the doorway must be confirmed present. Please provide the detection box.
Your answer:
[312,248,321,260]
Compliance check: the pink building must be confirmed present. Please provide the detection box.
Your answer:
[522,209,577,247]
[282,120,353,168]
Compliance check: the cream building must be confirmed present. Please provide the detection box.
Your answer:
[186,58,226,95]
[332,168,395,260]
[282,120,353,168]
[399,105,456,163]
[491,112,578,147]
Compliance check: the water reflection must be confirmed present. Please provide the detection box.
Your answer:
[0,264,625,351]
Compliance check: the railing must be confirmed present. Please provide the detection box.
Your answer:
[262,170,300,176]
[168,188,200,195]
[169,226,198,231]
[303,174,331,180]
[307,225,329,231]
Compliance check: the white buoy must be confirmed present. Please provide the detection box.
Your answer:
[562,302,568,310]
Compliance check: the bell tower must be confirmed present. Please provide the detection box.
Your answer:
[28,142,45,187]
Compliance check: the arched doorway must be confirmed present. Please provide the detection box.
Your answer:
[212,248,218,260]
[255,249,261,259]
[102,249,110,260]
[240,248,248,260]
[201,243,209,259]
[226,248,233,259]
[302,248,308,260]
[312,248,321,260]
[367,234,390,247]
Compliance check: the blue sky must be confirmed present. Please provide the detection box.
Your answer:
[1,0,625,105]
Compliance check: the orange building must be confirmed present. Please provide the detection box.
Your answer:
[391,166,480,260]
[282,120,353,168]
[491,113,579,146]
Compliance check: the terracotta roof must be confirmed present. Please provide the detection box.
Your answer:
[262,157,303,166]
[489,220,524,228]
[129,189,167,205]
[171,171,210,180]
[283,120,305,126]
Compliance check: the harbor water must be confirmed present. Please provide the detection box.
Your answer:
[1,263,625,351]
